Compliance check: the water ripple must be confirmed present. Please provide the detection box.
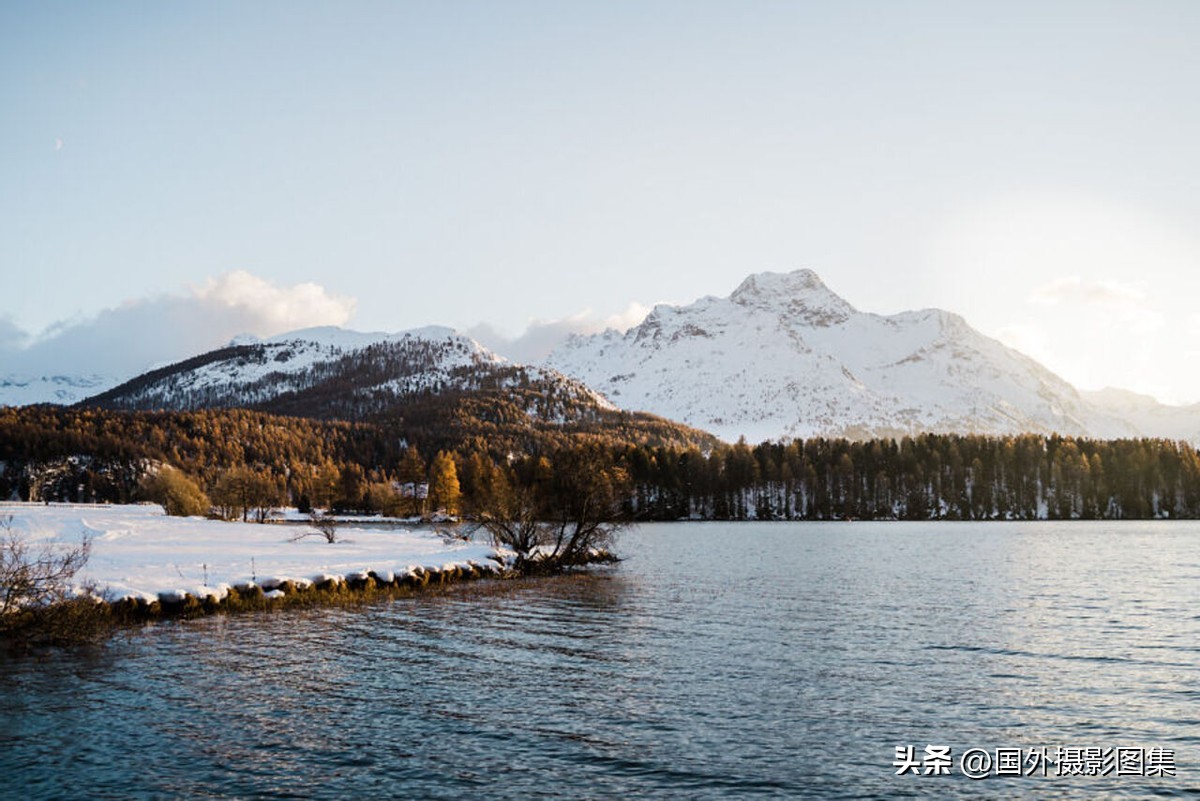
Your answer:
[4,521,1200,799]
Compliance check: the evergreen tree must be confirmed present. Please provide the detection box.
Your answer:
[397,448,428,516]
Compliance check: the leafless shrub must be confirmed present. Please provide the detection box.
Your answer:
[289,512,340,544]
[435,522,475,544]
[0,515,106,648]
[0,516,92,616]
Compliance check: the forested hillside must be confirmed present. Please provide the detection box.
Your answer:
[84,328,629,433]
[0,405,711,505]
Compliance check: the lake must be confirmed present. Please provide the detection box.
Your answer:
[3,521,1199,799]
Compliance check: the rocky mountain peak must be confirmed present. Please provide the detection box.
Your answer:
[730,269,856,326]
[544,269,1162,443]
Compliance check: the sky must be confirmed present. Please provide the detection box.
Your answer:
[2,1,1199,402]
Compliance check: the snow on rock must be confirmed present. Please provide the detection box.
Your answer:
[100,325,503,409]
[546,268,1161,443]
[0,503,503,603]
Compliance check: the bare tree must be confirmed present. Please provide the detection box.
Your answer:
[289,511,340,544]
[470,484,544,562]
[0,515,102,647]
[309,511,339,543]
[469,448,628,573]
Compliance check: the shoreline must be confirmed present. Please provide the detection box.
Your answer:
[108,557,510,622]
[5,500,1192,524]
[3,549,620,649]
[0,503,621,647]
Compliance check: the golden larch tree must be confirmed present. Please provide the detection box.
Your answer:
[427,451,461,516]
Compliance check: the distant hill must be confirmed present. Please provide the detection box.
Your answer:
[82,325,715,453]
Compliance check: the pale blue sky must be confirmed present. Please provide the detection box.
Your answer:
[3,1,1200,401]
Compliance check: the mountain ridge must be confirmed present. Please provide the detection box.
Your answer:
[80,325,717,454]
[546,269,1194,444]
[86,326,604,416]
[6,269,1199,447]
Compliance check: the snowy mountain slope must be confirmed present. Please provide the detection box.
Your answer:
[1083,388,1200,443]
[0,373,118,406]
[546,269,1157,443]
[88,325,616,421]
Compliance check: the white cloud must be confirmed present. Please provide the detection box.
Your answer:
[1028,276,1147,308]
[602,301,654,332]
[930,190,1200,404]
[191,271,355,332]
[1026,275,1165,336]
[54,137,63,152]
[0,271,355,383]
[469,301,651,363]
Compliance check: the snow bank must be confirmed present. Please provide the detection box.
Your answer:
[0,503,505,604]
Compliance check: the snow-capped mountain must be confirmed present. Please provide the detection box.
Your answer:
[0,373,118,406]
[546,269,1174,443]
[15,273,1200,448]
[88,325,614,421]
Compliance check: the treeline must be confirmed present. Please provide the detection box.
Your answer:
[617,434,1200,520]
[3,406,1200,520]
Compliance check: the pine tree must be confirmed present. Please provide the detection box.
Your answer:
[398,448,428,517]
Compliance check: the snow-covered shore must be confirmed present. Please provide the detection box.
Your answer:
[0,503,505,606]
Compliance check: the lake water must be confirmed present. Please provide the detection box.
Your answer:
[3,521,1200,799]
